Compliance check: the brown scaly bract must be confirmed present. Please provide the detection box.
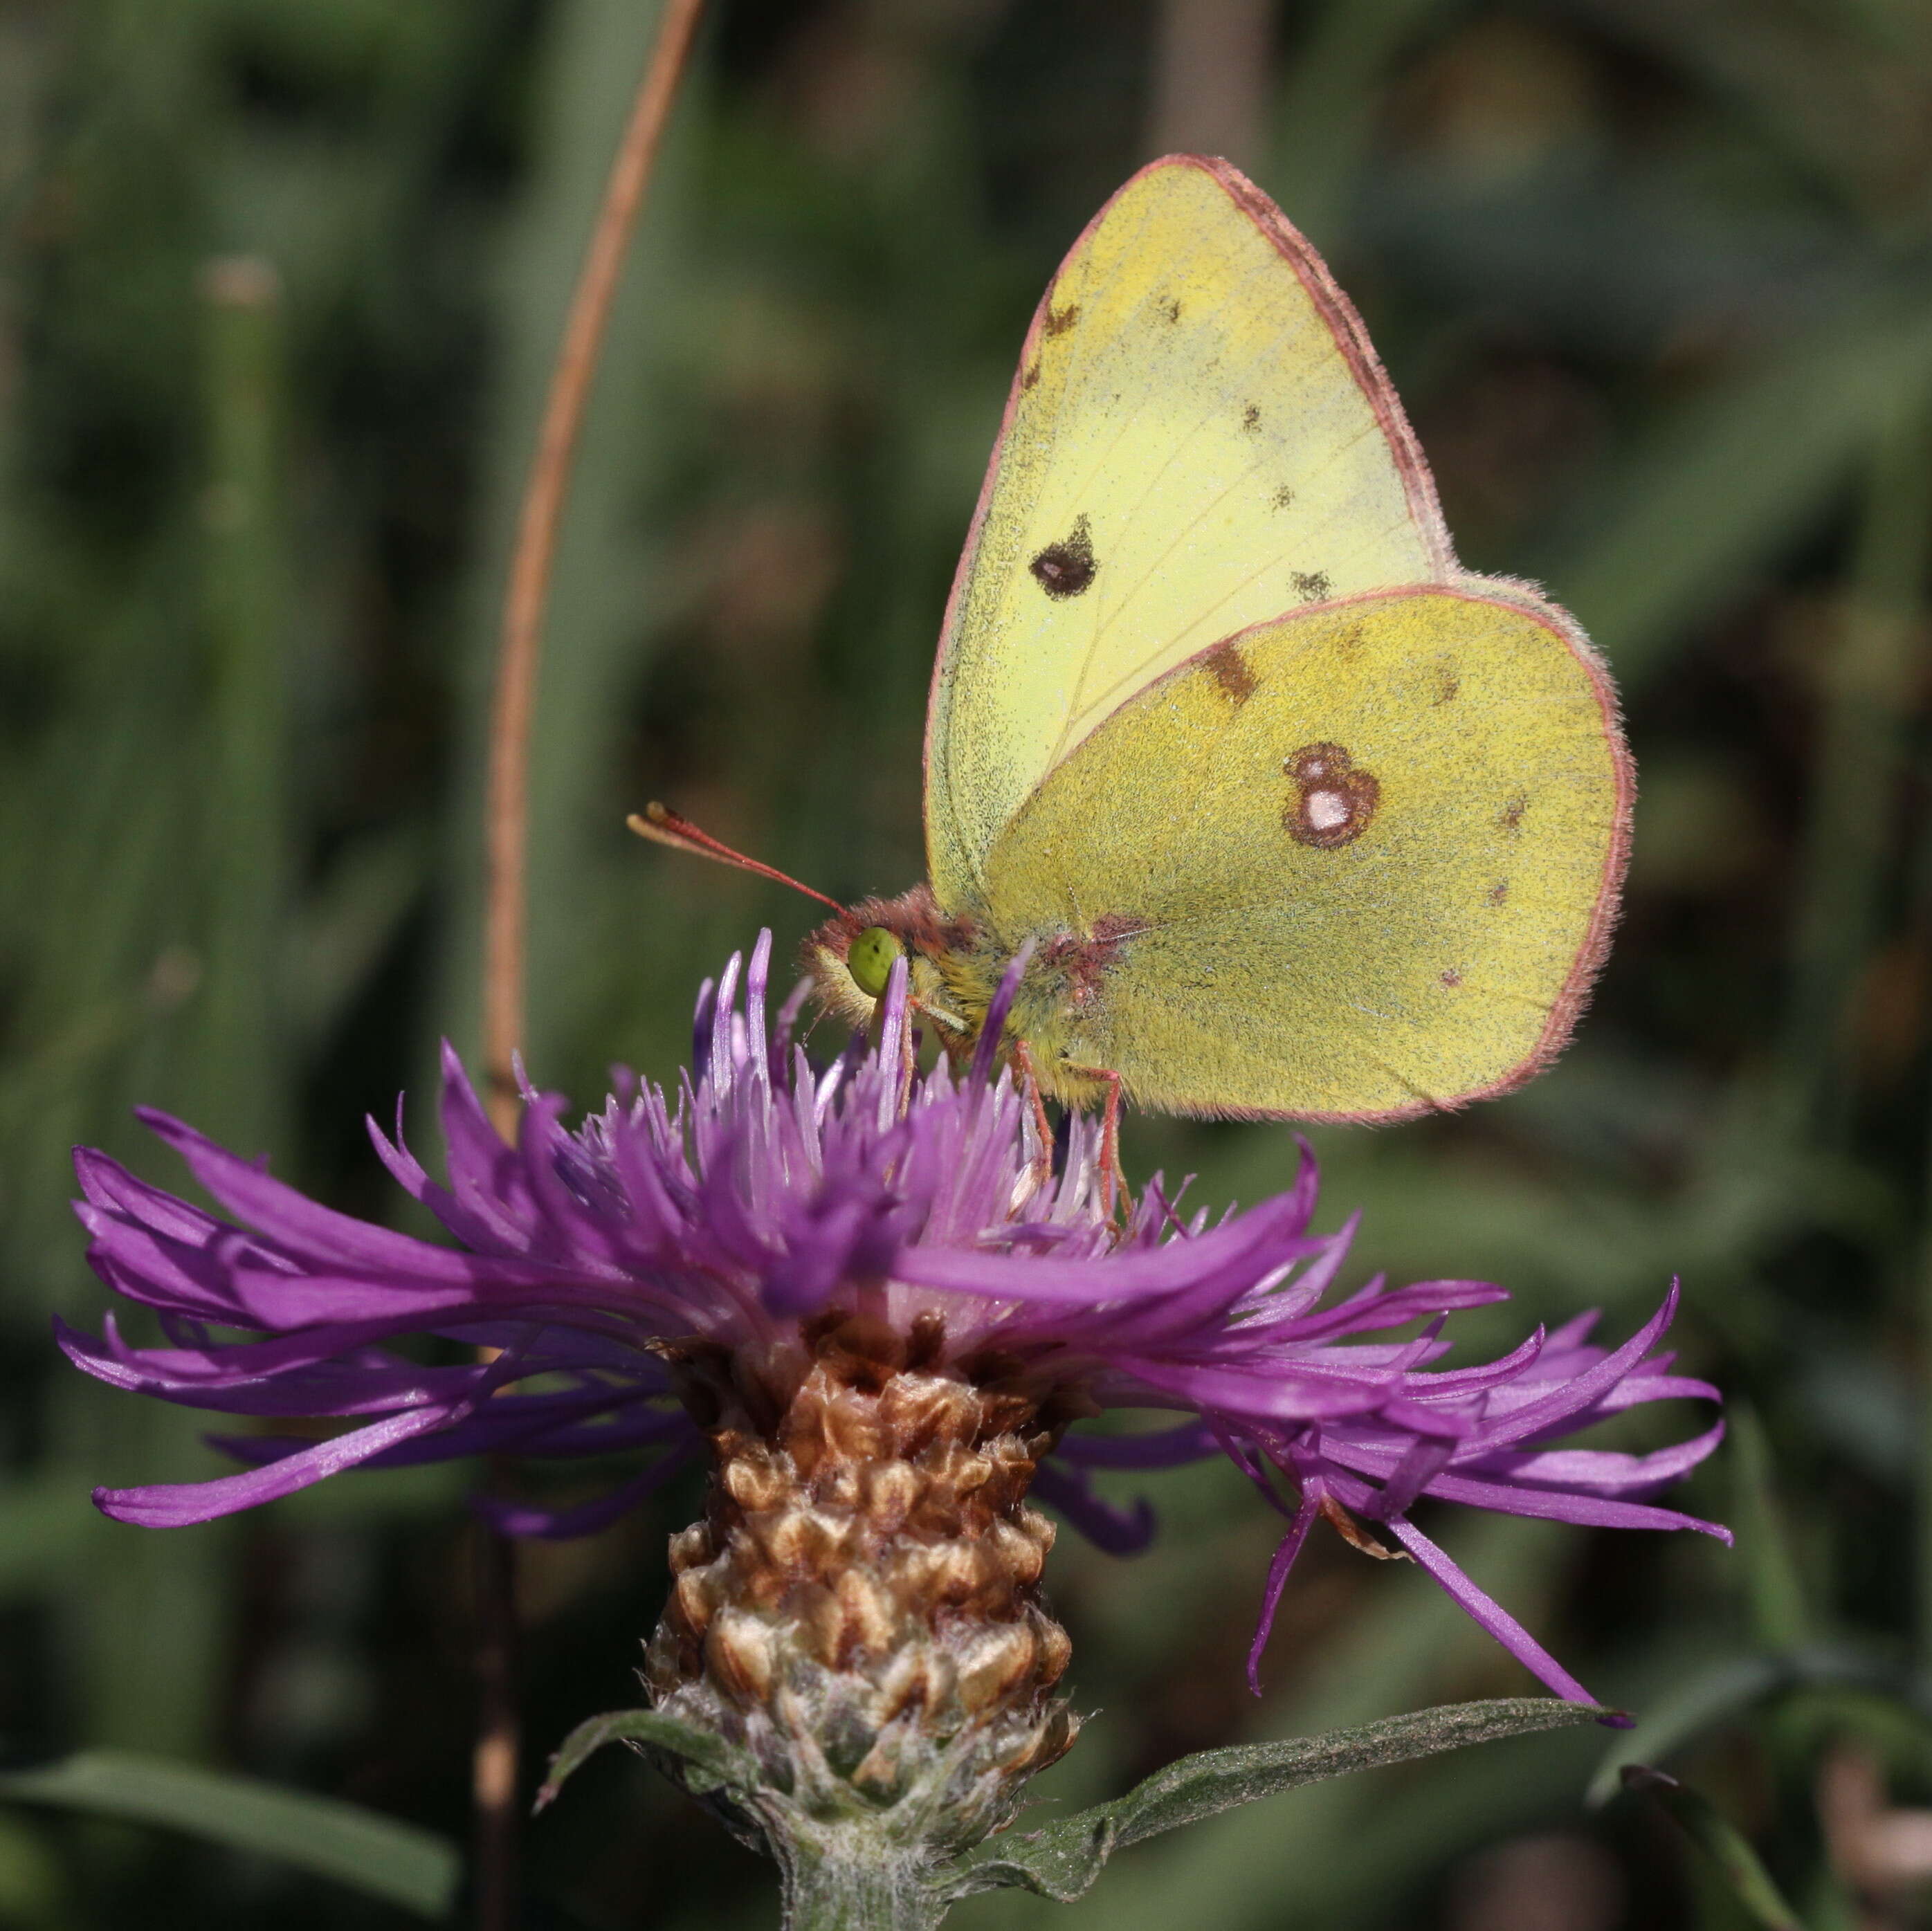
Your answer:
[645,1311,1082,1860]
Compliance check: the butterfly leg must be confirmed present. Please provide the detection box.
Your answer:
[1010,1040,1055,1187]
[897,1003,919,1111]
[1098,1070,1124,1220]
[1063,1063,1126,1220]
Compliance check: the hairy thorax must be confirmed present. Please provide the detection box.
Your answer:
[804,889,1128,1108]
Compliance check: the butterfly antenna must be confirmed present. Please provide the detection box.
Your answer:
[628,802,845,913]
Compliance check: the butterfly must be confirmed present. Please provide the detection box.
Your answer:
[639,154,1630,1166]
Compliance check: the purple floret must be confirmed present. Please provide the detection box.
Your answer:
[63,931,1727,1709]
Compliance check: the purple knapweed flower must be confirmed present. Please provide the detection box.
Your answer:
[64,932,1725,1720]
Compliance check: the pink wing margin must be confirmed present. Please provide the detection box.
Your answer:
[1412,574,1635,1124]
[1209,158,1455,581]
[921,152,1458,886]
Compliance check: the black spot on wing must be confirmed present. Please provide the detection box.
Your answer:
[1030,515,1097,599]
[1158,294,1181,324]
[1291,570,1331,601]
[1241,404,1261,432]
[1271,486,1296,511]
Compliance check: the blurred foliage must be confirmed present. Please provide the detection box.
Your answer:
[6,0,1932,1924]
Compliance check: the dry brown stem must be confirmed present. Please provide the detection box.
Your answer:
[481,0,708,1140]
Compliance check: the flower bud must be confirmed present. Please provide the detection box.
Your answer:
[645,1312,1078,1864]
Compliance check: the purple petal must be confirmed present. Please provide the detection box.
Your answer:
[1248,1474,1324,1695]
[471,1447,700,1538]
[1055,1421,1219,1470]
[1477,1288,1682,1449]
[1385,1515,1614,1716]
[1030,1459,1156,1555]
[1461,1422,1727,1495]
[1407,1468,1731,1538]
[972,942,1034,1086]
[98,1400,483,1526]
[136,1110,489,1284]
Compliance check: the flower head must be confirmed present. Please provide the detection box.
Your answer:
[66,933,1726,1723]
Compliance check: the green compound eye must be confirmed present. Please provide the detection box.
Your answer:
[847,926,903,999]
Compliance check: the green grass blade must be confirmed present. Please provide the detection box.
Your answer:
[1588,1647,1932,1808]
[194,252,291,1155]
[1731,1407,1812,1651]
[1533,295,1932,691]
[0,1752,460,1921]
[1621,1766,1804,1931]
[1780,416,1932,1138]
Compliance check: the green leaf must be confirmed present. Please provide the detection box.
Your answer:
[1043,1511,1580,1931]
[947,1696,1607,1903]
[536,1705,760,1812]
[0,1751,459,1921]
[1587,1645,1932,1807]
[1620,1766,1805,1931]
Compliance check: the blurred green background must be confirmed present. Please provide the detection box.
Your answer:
[4,0,1932,1924]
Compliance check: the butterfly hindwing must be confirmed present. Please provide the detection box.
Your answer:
[974,587,1631,1120]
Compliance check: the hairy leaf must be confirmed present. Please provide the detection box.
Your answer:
[947,1696,1606,1902]
[536,1705,758,1812]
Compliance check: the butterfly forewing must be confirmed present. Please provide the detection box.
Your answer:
[925,155,1451,910]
